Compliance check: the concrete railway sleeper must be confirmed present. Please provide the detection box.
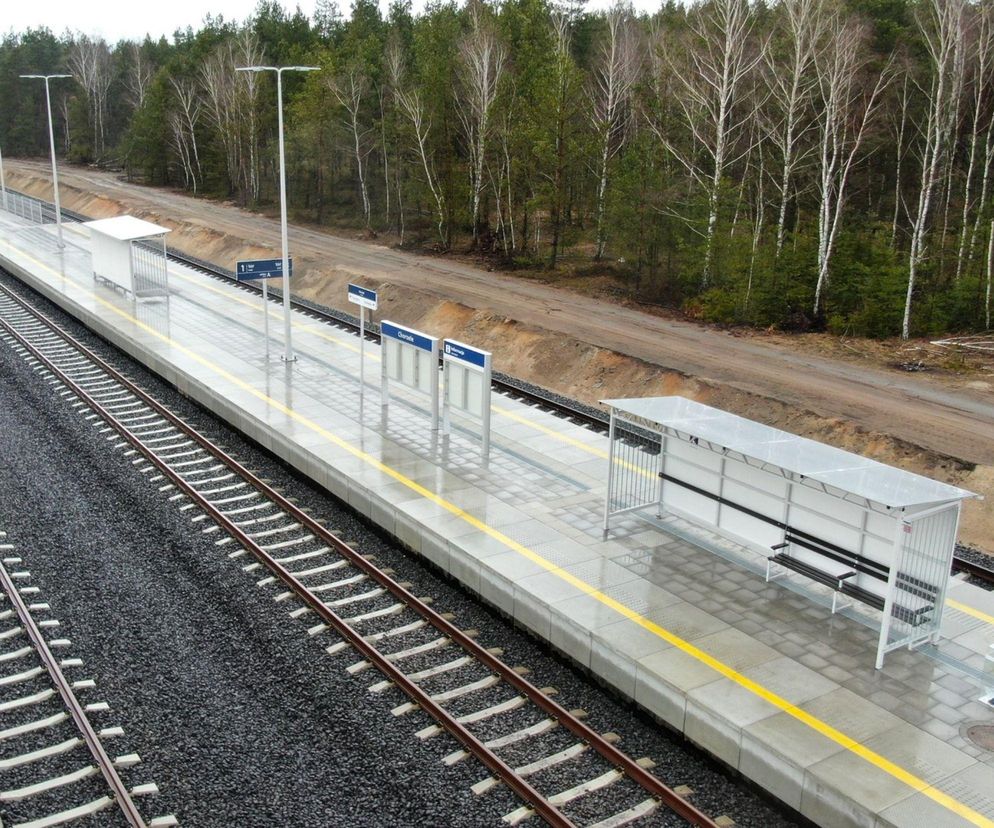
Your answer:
[0,282,725,827]
[0,534,175,828]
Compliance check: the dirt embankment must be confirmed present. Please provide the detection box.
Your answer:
[8,167,992,551]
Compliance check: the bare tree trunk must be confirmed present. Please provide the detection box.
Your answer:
[456,6,507,247]
[68,36,112,160]
[379,87,390,226]
[746,140,765,310]
[170,78,203,193]
[548,12,575,268]
[388,38,446,246]
[891,72,912,248]
[955,4,994,282]
[652,0,766,288]
[766,0,826,259]
[813,20,891,318]
[591,3,641,260]
[987,219,993,328]
[330,66,372,228]
[125,42,153,110]
[903,0,966,339]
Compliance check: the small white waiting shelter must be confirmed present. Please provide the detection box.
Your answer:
[601,396,979,668]
[85,216,170,301]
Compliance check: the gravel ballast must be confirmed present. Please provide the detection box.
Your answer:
[0,271,799,827]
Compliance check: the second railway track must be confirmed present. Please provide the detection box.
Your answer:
[0,279,724,827]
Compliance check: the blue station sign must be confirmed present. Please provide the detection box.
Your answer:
[443,339,489,369]
[381,321,435,352]
[236,257,293,281]
[347,283,378,310]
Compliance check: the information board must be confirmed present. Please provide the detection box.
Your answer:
[381,320,439,431]
[443,339,492,459]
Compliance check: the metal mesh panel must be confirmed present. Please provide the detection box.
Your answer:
[606,416,662,518]
[2,191,44,223]
[883,505,957,654]
[130,238,169,298]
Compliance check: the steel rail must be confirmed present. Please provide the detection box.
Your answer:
[0,557,148,828]
[952,554,994,587]
[0,284,719,827]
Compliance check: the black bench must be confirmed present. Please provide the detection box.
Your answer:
[767,533,938,626]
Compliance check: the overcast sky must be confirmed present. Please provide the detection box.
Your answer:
[4,0,634,44]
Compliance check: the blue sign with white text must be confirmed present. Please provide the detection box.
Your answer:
[236,257,293,281]
[443,340,488,369]
[347,283,378,309]
[381,321,434,352]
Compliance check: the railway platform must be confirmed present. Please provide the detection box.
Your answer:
[1,215,993,828]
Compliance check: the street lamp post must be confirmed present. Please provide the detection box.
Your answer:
[236,65,319,363]
[20,74,72,249]
[0,141,7,212]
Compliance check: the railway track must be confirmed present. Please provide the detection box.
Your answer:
[0,280,722,826]
[0,533,174,828]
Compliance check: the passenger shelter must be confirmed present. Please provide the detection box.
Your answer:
[85,216,170,301]
[601,396,979,668]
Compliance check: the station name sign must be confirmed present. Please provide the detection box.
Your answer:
[382,321,434,352]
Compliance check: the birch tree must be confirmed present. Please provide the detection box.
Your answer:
[330,65,373,229]
[547,11,582,267]
[902,0,967,339]
[124,42,154,111]
[955,3,994,283]
[68,35,112,158]
[764,0,826,258]
[388,37,446,245]
[456,5,507,246]
[655,0,765,287]
[812,20,890,317]
[590,2,641,260]
[169,77,202,192]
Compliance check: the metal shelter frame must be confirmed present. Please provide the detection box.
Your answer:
[85,216,170,301]
[601,397,979,668]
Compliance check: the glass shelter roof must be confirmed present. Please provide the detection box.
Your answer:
[602,396,979,511]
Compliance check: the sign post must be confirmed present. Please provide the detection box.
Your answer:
[237,257,293,352]
[347,283,378,392]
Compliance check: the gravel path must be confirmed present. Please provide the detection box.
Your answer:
[0,271,799,827]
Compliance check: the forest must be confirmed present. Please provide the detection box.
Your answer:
[0,0,992,338]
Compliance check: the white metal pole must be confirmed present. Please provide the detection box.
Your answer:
[0,142,7,212]
[43,78,64,250]
[359,306,365,391]
[262,278,270,351]
[603,410,618,538]
[276,69,293,362]
[45,77,65,248]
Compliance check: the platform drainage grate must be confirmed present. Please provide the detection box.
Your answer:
[966,723,994,751]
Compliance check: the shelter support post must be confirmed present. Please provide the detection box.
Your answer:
[603,410,617,538]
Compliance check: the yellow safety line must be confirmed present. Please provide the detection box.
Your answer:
[3,239,992,827]
[947,597,994,627]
